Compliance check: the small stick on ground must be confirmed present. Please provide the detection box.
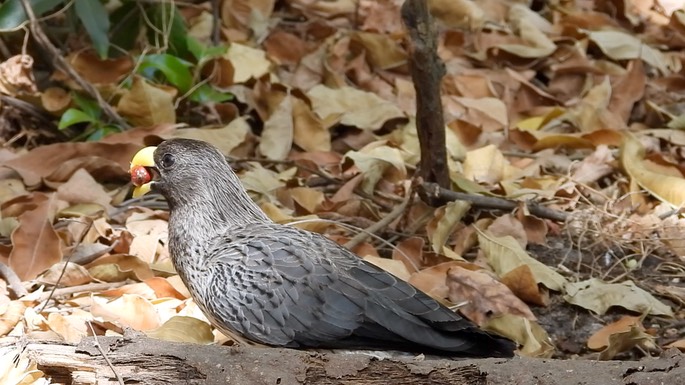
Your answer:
[419,182,569,222]
[344,191,413,250]
[0,261,28,298]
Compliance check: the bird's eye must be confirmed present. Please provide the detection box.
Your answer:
[161,153,175,168]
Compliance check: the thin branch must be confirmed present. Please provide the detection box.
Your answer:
[344,192,413,250]
[419,182,569,222]
[0,261,28,298]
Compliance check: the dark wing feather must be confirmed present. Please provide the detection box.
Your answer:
[201,223,514,357]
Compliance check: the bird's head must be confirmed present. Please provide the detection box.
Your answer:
[129,138,230,201]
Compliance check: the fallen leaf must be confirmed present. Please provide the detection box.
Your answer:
[364,256,411,281]
[564,278,673,316]
[9,193,63,281]
[307,85,404,130]
[117,76,177,126]
[426,201,470,257]
[147,316,214,344]
[448,266,536,326]
[484,313,554,358]
[91,293,161,331]
[478,230,567,291]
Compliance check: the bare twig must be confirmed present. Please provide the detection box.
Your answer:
[0,261,28,298]
[344,192,413,250]
[87,322,125,385]
[418,182,569,222]
[38,281,128,302]
[18,0,129,128]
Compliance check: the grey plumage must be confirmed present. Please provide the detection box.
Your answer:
[140,138,515,357]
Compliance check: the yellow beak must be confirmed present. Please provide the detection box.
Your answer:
[130,146,157,198]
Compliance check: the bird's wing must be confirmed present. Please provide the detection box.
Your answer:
[202,224,513,356]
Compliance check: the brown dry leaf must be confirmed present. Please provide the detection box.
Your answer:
[497,12,556,58]
[564,278,673,316]
[515,211,548,246]
[260,93,294,160]
[500,265,549,306]
[463,145,517,184]
[596,323,656,360]
[364,256,411,281]
[91,293,161,331]
[392,237,423,274]
[86,254,154,282]
[428,0,486,29]
[425,201,470,258]
[0,300,26,336]
[118,76,177,126]
[344,144,406,194]
[101,282,157,299]
[1,142,140,188]
[485,314,554,358]
[447,266,536,326]
[0,54,37,95]
[41,87,71,114]
[66,51,133,85]
[487,214,527,248]
[37,262,92,287]
[45,309,92,344]
[653,283,685,305]
[292,97,331,152]
[56,168,112,209]
[288,0,356,18]
[570,145,615,185]
[147,316,214,344]
[588,315,643,350]
[289,187,324,214]
[351,31,407,70]
[307,85,404,130]
[9,193,63,281]
[588,30,669,74]
[568,77,625,132]
[225,43,272,83]
[173,117,251,156]
[477,230,567,291]
[621,133,685,208]
[0,178,27,204]
[145,277,187,300]
[408,261,474,301]
[666,339,685,351]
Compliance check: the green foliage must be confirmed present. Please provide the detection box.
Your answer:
[0,0,64,31]
[58,93,121,141]
[0,0,234,138]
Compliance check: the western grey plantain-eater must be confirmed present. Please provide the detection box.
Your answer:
[130,138,516,357]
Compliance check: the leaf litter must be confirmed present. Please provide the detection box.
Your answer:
[1,2,685,380]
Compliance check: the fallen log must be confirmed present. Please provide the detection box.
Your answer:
[2,336,683,385]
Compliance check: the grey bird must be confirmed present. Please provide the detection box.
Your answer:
[130,138,516,357]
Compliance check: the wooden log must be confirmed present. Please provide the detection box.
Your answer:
[2,336,683,385]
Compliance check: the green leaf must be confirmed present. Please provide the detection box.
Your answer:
[71,93,101,119]
[109,2,142,53]
[74,0,110,59]
[147,4,189,58]
[189,84,233,103]
[138,54,193,93]
[187,36,228,62]
[86,125,120,141]
[58,108,96,130]
[0,0,64,31]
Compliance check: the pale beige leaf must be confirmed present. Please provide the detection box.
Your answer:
[225,43,272,83]
[484,314,554,358]
[426,201,470,255]
[147,316,214,344]
[259,94,293,160]
[174,117,250,155]
[307,85,404,131]
[588,30,668,74]
[364,256,411,281]
[478,230,567,291]
[563,278,673,316]
[117,76,176,126]
[621,134,685,208]
[91,293,161,331]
